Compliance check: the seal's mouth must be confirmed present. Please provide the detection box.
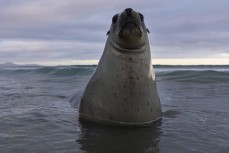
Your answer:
[122,22,139,29]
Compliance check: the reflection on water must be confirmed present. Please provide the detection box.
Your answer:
[77,120,162,153]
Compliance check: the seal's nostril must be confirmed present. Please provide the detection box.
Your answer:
[125,8,132,15]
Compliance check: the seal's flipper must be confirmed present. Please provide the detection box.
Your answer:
[68,90,84,108]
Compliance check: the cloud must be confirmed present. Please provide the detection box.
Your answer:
[0,0,229,64]
[219,53,229,57]
[0,39,104,63]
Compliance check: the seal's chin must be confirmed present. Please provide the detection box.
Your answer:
[116,23,144,49]
[119,23,142,40]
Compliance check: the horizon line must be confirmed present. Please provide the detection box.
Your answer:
[1,58,228,66]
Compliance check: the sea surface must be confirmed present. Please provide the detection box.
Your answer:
[0,65,229,153]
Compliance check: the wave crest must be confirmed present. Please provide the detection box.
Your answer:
[157,70,229,83]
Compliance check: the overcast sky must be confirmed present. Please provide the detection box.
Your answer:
[0,0,229,65]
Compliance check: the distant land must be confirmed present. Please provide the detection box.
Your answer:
[0,62,41,68]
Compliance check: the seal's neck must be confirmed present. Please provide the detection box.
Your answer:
[107,36,149,54]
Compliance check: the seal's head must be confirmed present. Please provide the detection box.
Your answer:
[107,8,150,50]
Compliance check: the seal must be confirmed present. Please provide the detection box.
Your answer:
[70,8,162,126]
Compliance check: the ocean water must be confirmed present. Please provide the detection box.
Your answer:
[0,65,229,153]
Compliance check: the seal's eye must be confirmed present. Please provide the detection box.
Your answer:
[139,13,144,22]
[112,14,119,24]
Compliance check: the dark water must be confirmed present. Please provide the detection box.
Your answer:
[0,65,229,153]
